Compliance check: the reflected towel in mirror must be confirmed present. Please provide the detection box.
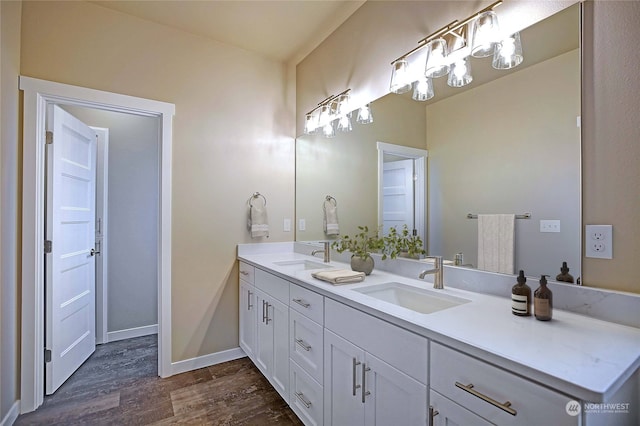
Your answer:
[323,198,339,236]
[477,214,515,274]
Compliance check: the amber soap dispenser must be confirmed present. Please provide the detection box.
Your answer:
[511,270,531,316]
[534,275,553,321]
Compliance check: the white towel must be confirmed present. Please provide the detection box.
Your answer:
[249,204,269,238]
[311,269,365,285]
[477,214,515,274]
[323,199,339,236]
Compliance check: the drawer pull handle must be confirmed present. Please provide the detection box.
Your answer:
[292,298,311,308]
[361,363,371,403]
[295,391,312,408]
[455,382,517,416]
[428,406,439,426]
[240,270,249,276]
[295,338,311,351]
[352,358,361,396]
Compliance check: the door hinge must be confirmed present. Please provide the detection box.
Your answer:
[44,348,52,363]
[44,240,52,253]
[46,131,53,145]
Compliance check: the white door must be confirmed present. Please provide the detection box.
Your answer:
[382,158,415,234]
[45,105,97,394]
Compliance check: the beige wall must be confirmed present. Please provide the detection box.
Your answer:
[1,0,22,420]
[20,1,295,362]
[297,0,639,293]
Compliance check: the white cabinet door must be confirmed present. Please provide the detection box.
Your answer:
[430,390,493,426]
[324,329,365,426]
[363,352,427,426]
[254,288,289,402]
[239,280,256,358]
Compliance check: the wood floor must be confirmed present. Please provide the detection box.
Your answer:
[15,335,303,425]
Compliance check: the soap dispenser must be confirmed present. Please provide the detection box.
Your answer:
[555,261,574,283]
[534,275,553,321]
[511,270,531,316]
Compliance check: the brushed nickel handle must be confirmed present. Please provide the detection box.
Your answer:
[352,358,361,396]
[428,406,439,426]
[292,298,311,308]
[361,363,371,403]
[295,338,311,351]
[455,382,517,416]
[295,391,312,409]
[262,300,267,323]
[240,270,249,276]
[265,302,272,324]
[247,290,253,310]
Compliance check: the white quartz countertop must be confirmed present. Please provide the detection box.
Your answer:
[238,249,640,403]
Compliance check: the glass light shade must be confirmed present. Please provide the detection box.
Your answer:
[323,121,336,138]
[470,10,500,58]
[336,93,351,116]
[390,59,412,94]
[412,76,434,101]
[492,32,524,70]
[318,104,332,127]
[425,38,450,78]
[356,103,373,124]
[337,114,352,132]
[448,58,473,88]
[304,112,318,134]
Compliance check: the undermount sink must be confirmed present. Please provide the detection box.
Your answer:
[274,260,331,270]
[354,282,471,314]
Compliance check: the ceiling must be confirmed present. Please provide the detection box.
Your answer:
[90,0,366,63]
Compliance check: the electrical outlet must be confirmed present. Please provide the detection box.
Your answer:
[585,225,613,259]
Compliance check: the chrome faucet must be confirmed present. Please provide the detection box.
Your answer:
[419,256,444,289]
[311,241,330,263]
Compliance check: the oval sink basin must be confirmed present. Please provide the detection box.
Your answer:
[354,282,470,314]
[274,260,331,270]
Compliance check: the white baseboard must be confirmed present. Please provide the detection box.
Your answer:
[1,400,20,426]
[106,324,158,343]
[171,347,246,376]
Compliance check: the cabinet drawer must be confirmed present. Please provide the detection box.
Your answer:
[429,389,493,426]
[430,343,579,426]
[290,361,323,426]
[290,283,324,324]
[324,298,428,384]
[239,261,255,284]
[290,310,323,384]
[255,268,289,304]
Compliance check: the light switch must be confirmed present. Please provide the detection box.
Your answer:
[299,219,306,231]
[283,218,291,232]
[540,220,560,233]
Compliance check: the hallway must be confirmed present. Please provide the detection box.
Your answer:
[15,336,301,425]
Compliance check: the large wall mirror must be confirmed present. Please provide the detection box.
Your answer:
[296,4,581,280]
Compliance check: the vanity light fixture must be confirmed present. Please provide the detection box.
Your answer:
[304,89,367,138]
[388,0,523,101]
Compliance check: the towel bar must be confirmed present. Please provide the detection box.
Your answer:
[467,213,530,219]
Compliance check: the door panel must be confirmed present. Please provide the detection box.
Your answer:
[45,105,97,394]
[382,158,415,234]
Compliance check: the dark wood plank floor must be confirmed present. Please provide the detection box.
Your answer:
[16,335,303,425]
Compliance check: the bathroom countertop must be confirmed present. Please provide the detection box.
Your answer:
[238,246,640,403]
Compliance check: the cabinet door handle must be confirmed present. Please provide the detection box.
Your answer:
[352,358,361,396]
[265,302,272,324]
[247,290,253,310]
[240,270,249,276]
[361,363,371,403]
[295,338,311,351]
[262,300,267,323]
[428,406,439,426]
[455,382,517,416]
[292,298,310,308]
[295,391,312,409]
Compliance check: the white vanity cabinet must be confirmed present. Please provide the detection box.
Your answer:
[289,283,325,426]
[323,298,428,426]
[253,269,290,403]
[238,262,256,358]
[430,342,579,426]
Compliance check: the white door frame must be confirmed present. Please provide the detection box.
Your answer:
[20,76,174,413]
[92,127,109,345]
[377,141,428,248]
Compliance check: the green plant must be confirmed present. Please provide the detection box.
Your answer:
[331,225,384,260]
[382,224,426,260]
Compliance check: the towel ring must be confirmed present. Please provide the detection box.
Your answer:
[248,192,267,207]
[323,195,337,212]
